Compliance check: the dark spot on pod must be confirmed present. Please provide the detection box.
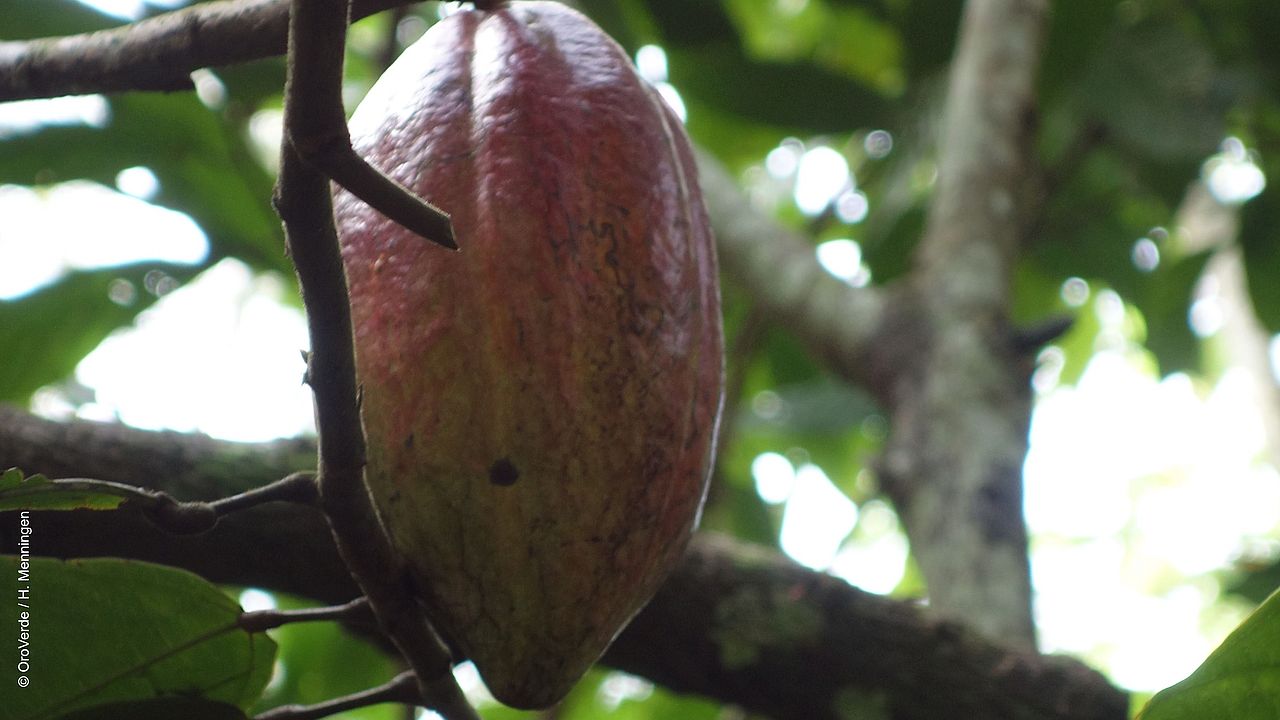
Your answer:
[404,433,415,449]
[489,458,519,487]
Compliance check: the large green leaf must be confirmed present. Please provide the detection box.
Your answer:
[1,557,275,720]
[0,262,195,403]
[1138,590,1280,719]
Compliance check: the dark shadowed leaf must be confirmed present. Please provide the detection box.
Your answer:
[52,698,248,720]
[1077,23,1231,164]
[1239,186,1280,332]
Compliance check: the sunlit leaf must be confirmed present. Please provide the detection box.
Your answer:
[1138,590,1280,719]
[0,468,128,511]
[724,0,904,94]
[2,557,275,720]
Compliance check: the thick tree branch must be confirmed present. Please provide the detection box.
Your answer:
[0,409,1126,720]
[877,0,1048,648]
[0,0,411,101]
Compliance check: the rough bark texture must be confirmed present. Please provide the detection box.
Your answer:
[0,408,1126,720]
[0,0,406,101]
[873,0,1047,648]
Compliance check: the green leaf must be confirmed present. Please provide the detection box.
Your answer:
[0,263,196,403]
[1077,23,1230,164]
[1039,0,1119,101]
[639,0,892,132]
[2,557,276,720]
[723,0,904,94]
[1138,590,1280,719]
[0,468,128,511]
[0,0,118,40]
[888,0,961,82]
[668,44,892,133]
[52,698,248,720]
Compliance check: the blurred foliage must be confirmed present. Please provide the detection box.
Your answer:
[3,0,1280,716]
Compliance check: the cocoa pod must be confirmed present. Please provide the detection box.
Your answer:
[335,2,724,709]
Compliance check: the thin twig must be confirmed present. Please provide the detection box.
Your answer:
[255,671,420,720]
[239,596,371,632]
[292,137,457,250]
[0,471,316,534]
[208,471,317,514]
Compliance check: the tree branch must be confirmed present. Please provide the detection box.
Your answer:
[877,0,1049,648]
[0,0,412,102]
[255,671,419,720]
[273,0,473,716]
[0,407,1127,720]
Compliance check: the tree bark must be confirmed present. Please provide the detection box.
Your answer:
[873,0,1048,648]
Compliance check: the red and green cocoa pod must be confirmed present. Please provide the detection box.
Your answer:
[335,1,724,709]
